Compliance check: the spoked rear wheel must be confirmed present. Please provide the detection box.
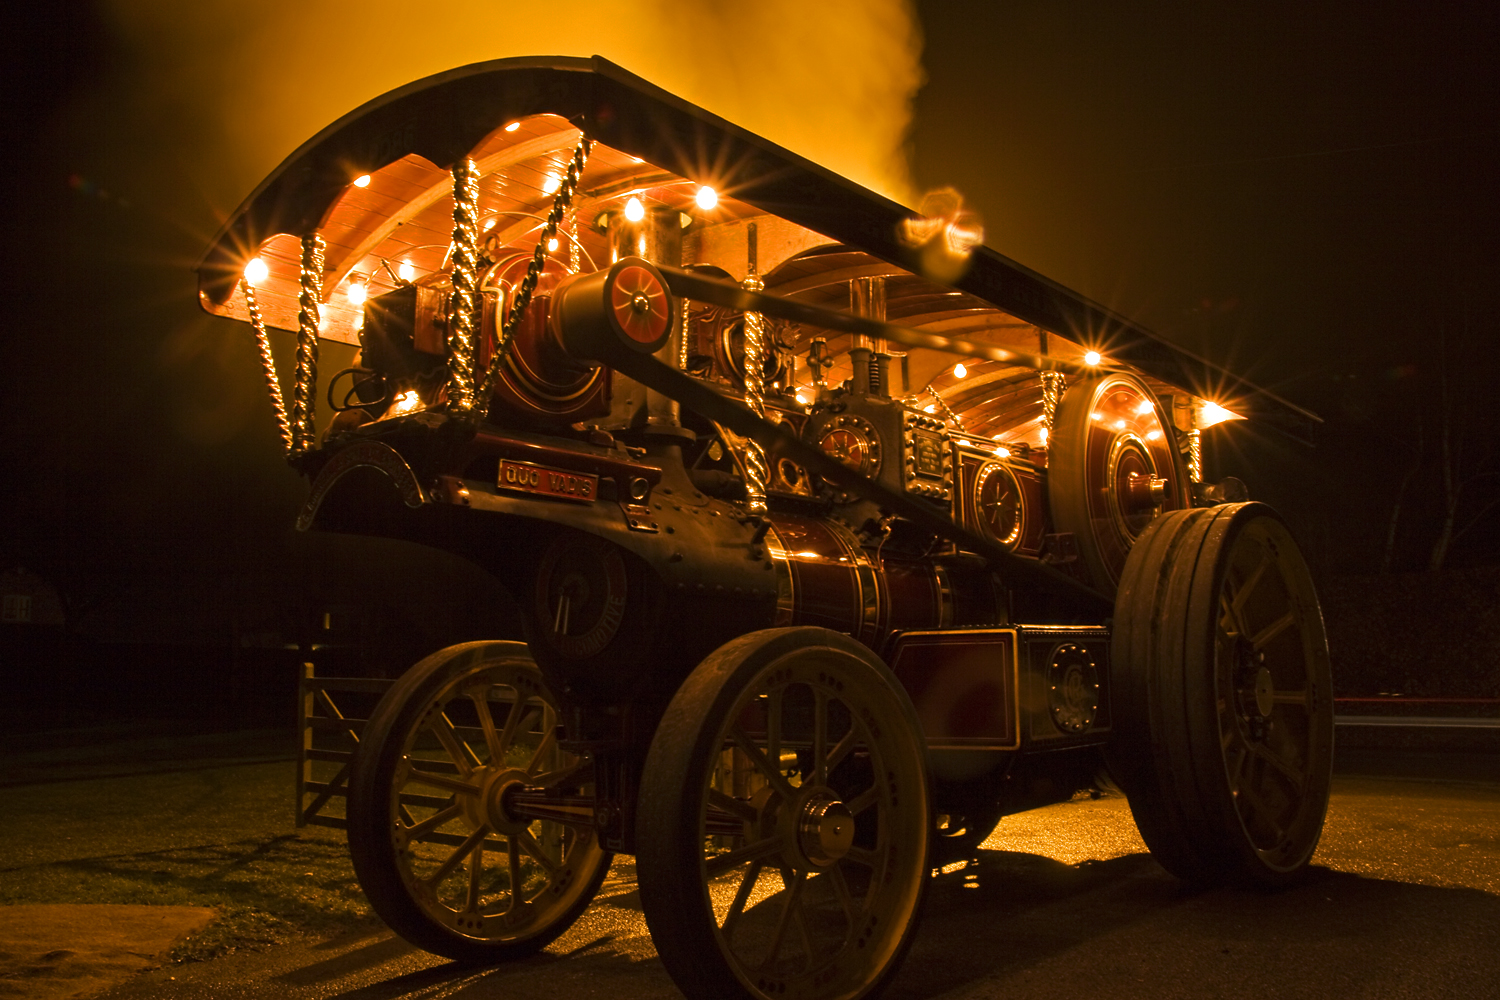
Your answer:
[347,641,610,962]
[637,628,930,1000]
[1108,503,1334,887]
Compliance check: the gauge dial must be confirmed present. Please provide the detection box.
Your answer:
[816,415,880,476]
[974,461,1024,548]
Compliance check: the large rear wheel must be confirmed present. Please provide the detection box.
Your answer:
[637,627,930,1000]
[1107,503,1334,887]
[347,641,610,962]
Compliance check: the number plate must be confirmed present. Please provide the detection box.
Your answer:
[498,459,599,503]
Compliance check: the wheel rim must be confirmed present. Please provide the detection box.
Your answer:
[1212,516,1333,871]
[1050,373,1186,591]
[695,649,927,999]
[382,655,604,944]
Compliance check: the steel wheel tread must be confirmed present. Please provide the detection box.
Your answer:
[347,641,611,962]
[637,627,930,1000]
[1108,504,1335,887]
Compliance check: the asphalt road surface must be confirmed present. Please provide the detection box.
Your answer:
[75,746,1497,1000]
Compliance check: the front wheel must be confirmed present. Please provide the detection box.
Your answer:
[637,627,931,1000]
[1107,503,1335,887]
[347,641,611,962]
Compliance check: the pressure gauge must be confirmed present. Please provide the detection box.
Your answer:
[816,415,880,476]
[974,461,1024,548]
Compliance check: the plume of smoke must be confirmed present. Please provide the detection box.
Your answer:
[103,0,925,211]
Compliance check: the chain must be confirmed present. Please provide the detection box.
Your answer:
[741,273,770,516]
[445,158,482,415]
[1039,370,1066,437]
[240,278,294,455]
[291,232,325,454]
[926,383,966,431]
[473,134,593,409]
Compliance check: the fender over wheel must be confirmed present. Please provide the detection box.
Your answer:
[637,627,930,1000]
[1107,503,1335,887]
[347,641,611,962]
[1049,373,1188,593]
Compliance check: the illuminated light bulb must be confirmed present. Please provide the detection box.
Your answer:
[1146,429,1163,441]
[695,185,718,210]
[1039,426,1049,444]
[346,281,367,305]
[1114,419,1127,431]
[542,174,561,194]
[795,391,809,405]
[1084,350,1102,366]
[243,257,269,286]
[353,174,371,188]
[483,217,497,231]
[1136,399,1155,415]
[1090,411,1102,421]
[504,121,521,132]
[624,196,646,222]
[923,404,937,413]
[547,237,559,252]
[397,261,415,282]
[317,315,330,332]
[1199,401,1242,428]
[389,389,423,416]
[958,438,972,447]
[994,446,1011,458]
[953,363,968,379]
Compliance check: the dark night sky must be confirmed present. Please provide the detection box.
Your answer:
[3,0,1499,605]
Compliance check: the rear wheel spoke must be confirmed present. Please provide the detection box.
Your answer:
[706,837,781,878]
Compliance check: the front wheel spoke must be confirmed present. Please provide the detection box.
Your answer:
[824,727,858,775]
[720,859,764,939]
[766,689,784,765]
[1272,689,1310,709]
[1222,736,1250,794]
[828,863,859,926]
[1219,593,1243,637]
[1249,741,1305,788]
[1251,611,1296,651]
[1231,556,1272,618]
[813,692,828,785]
[709,787,761,824]
[425,825,487,889]
[406,768,479,796]
[729,728,795,798]
[1233,766,1279,821]
[845,786,879,816]
[405,802,465,840]
[844,845,879,869]
[762,869,805,970]
[706,836,782,878]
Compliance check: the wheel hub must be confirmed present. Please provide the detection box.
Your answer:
[1252,666,1276,718]
[792,789,854,867]
[460,765,531,836]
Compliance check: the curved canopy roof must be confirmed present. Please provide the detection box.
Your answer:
[197,55,1317,440]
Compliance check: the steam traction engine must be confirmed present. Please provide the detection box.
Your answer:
[198,57,1334,1000]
